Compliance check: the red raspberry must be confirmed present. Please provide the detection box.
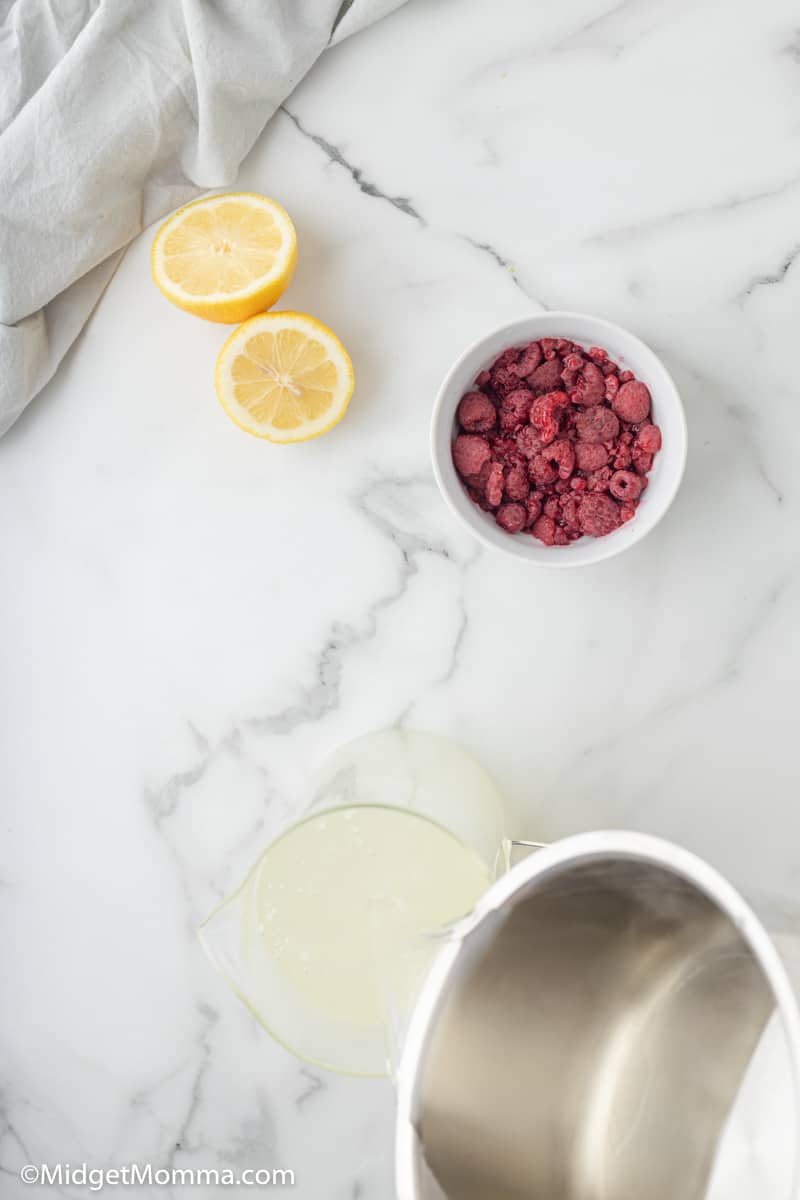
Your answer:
[620,503,637,523]
[612,381,651,424]
[542,439,576,480]
[510,341,543,379]
[526,494,543,525]
[632,448,654,475]
[516,425,545,459]
[586,466,613,493]
[543,496,560,519]
[578,493,622,537]
[492,347,520,370]
[575,406,620,443]
[496,502,527,534]
[453,434,491,479]
[604,374,620,400]
[475,370,492,390]
[636,424,662,454]
[490,437,518,463]
[609,470,643,501]
[574,361,606,407]
[553,526,570,545]
[588,346,608,362]
[529,453,559,486]
[619,369,634,383]
[574,442,609,472]
[498,388,534,432]
[532,514,557,546]
[560,495,581,531]
[529,359,564,393]
[485,461,505,507]
[612,443,633,470]
[458,391,497,433]
[491,365,522,396]
[531,390,568,436]
[505,463,530,502]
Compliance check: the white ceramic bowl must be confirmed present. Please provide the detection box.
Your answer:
[431,312,688,567]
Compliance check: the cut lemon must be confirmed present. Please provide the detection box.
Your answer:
[215,312,355,442]
[151,193,297,323]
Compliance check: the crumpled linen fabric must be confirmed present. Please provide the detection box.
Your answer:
[0,0,405,437]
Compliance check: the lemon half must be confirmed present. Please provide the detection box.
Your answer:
[151,193,297,323]
[215,311,355,443]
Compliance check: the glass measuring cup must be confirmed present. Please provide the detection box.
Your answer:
[198,729,507,1077]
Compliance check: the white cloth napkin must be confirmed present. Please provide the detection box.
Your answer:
[0,0,406,438]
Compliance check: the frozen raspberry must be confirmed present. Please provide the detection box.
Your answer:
[492,347,520,370]
[574,442,609,472]
[458,391,497,433]
[529,454,559,486]
[454,337,661,546]
[491,365,522,397]
[632,448,654,475]
[575,406,620,443]
[532,514,557,546]
[496,503,527,534]
[529,359,564,393]
[560,494,582,532]
[609,470,643,501]
[612,381,651,424]
[498,388,533,432]
[574,361,606,406]
[490,437,518,464]
[636,424,662,454]
[531,390,568,445]
[543,439,576,480]
[612,443,633,470]
[578,493,622,537]
[453,434,491,479]
[586,466,613,493]
[515,425,545,458]
[510,341,543,378]
[485,461,505,507]
[505,463,530,502]
[526,494,543,525]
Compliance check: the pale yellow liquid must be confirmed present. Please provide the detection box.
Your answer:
[252,805,492,1029]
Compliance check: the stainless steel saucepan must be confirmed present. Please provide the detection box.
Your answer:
[396,832,800,1200]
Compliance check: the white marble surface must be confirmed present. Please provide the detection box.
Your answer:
[2,0,800,1195]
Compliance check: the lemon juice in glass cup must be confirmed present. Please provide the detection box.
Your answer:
[198,730,506,1077]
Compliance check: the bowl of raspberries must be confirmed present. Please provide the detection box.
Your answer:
[431,312,687,566]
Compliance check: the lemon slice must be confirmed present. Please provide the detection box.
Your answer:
[151,193,297,323]
[215,312,355,442]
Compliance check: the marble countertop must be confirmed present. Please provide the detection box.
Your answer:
[2,0,800,1195]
